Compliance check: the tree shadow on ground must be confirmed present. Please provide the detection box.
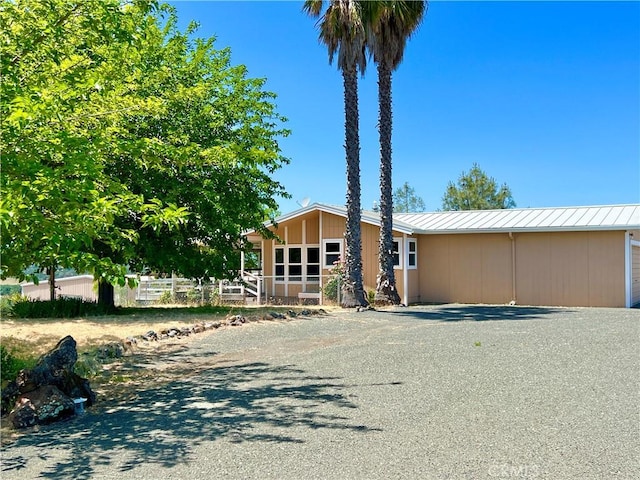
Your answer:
[394,304,574,322]
[1,361,385,479]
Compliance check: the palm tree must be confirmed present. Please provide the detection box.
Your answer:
[368,1,427,304]
[304,0,368,307]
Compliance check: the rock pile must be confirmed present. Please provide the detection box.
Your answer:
[124,308,326,348]
[2,336,95,429]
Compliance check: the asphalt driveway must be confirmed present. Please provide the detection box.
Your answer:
[1,305,638,479]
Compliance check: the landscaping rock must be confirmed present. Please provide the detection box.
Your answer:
[1,336,95,427]
[228,315,247,326]
[8,385,75,429]
[142,330,158,341]
[96,342,125,360]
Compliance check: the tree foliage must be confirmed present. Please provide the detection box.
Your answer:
[1,0,289,287]
[393,182,426,213]
[441,163,516,211]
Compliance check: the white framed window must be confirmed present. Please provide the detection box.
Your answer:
[392,238,402,269]
[275,247,285,281]
[274,245,321,283]
[323,239,343,268]
[407,238,417,269]
[288,247,302,281]
[307,247,320,281]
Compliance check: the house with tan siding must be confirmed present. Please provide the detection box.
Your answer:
[245,203,640,308]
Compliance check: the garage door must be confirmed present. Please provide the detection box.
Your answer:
[633,245,640,306]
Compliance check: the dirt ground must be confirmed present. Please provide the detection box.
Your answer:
[1,316,204,353]
[0,306,334,355]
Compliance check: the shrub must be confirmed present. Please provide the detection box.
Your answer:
[10,297,115,318]
[367,289,376,305]
[185,287,202,305]
[0,293,21,317]
[323,260,345,302]
[158,290,174,304]
[0,344,36,383]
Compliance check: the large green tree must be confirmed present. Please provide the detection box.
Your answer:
[1,0,289,302]
[95,9,289,304]
[1,0,174,296]
[441,163,516,211]
[304,0,368,307]
[367,1,426,305]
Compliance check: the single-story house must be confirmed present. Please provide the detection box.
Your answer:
[244,203,640,308]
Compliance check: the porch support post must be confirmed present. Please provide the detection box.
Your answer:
[403,233,409,306]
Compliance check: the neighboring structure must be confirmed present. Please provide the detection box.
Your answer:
[245,203,640,308]
[21,275,97,302]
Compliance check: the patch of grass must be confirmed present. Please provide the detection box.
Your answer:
[474,341,482,347]
[0,341,38,384]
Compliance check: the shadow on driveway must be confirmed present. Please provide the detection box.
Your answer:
[1,361,385,479]
[392,304,574,322]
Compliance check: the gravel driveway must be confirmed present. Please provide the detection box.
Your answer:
[1,305,638,479]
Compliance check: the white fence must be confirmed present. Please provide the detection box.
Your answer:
[136,273,344,306]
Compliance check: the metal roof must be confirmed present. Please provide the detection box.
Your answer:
[249,203,640,237]
[395,204,640,234]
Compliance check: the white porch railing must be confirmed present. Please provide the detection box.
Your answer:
[135,272,342,306]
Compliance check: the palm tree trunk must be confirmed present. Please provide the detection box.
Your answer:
[375,62,401,305]
[341,66,367,308]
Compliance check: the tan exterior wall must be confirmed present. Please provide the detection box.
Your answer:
[407,267,420,304]
[515,231,625,307]
[418,230,626,308]
[632,244,640,306]
[418,234,513,304]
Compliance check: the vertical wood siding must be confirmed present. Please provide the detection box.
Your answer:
[632,245,640,306]
[419,230,625,307]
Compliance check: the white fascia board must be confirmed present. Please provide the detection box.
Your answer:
[413,225,640,235]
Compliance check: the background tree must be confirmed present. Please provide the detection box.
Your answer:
[1,1,289,304]
[304,0,368,307]
[441,163,516,211]
[366,1,426,305]
[393,182,426,213]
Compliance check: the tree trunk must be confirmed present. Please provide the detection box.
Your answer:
[375,63,401,305]
[341,67,367,308]
[47,265,56,301]
[98,280,115,310]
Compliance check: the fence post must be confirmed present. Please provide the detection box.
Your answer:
[257,276,262,305]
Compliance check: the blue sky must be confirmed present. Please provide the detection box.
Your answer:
[170,1,640,214]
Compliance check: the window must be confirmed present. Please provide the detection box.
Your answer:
[307,247,320,281]
[274,245,321,283]
[407,239,417,269]
[275,247,285,281]
[392,239,401,269]
[288,247,302,281]
[323,239,343,268]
